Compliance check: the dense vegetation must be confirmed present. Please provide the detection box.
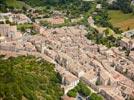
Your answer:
[67,81,91,97]
[54,0,92,18]
[86,27,121,48]
[90,93,104,100]
[67,81,103,100]
[0,55,63,100]
[109,0,133,13]
[93,8,110,27]
[86,0,122,48]
[92,0,122,33]
[0,0,30,10]
[0,0,93,18]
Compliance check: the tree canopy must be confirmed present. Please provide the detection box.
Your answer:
[0,55,63,100]
[110,0,132,13]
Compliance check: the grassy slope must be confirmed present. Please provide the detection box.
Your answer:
[5,0,30,9]
[108,10,134,31]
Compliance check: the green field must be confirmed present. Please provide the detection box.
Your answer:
[108,10,134,31]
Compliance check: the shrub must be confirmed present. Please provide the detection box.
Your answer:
[77,82,91,96]
[67,88,77,97]
[90,93,103,100]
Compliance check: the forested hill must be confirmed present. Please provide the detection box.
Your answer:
[0,0,92,18]
[0,0,84,7]
[0,55,63,100]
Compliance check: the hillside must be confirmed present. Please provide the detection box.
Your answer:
[22,0,45,7]
[0,0,30,9]
[0,0,75,7]
[0,55,63,100]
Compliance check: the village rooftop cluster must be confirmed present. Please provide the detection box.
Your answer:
[0,1,134,100]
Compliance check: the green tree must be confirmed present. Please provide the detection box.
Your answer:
[67,88,77,97]
[111,0,132,13]
[77,81,91,96]
[90,93,103,100]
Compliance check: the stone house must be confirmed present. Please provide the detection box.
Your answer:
[0,24,22,40]
[33,23,45,34]
[56,66,79,94]
[119,37,134,50]
[12,14,32,24]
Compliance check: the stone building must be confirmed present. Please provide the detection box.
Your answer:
[56,66,79,94]
[0,24,17,36]
[119,37,134,50]
[33,23,45,34]
[0,24,22,40]
[12,14,32,24]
